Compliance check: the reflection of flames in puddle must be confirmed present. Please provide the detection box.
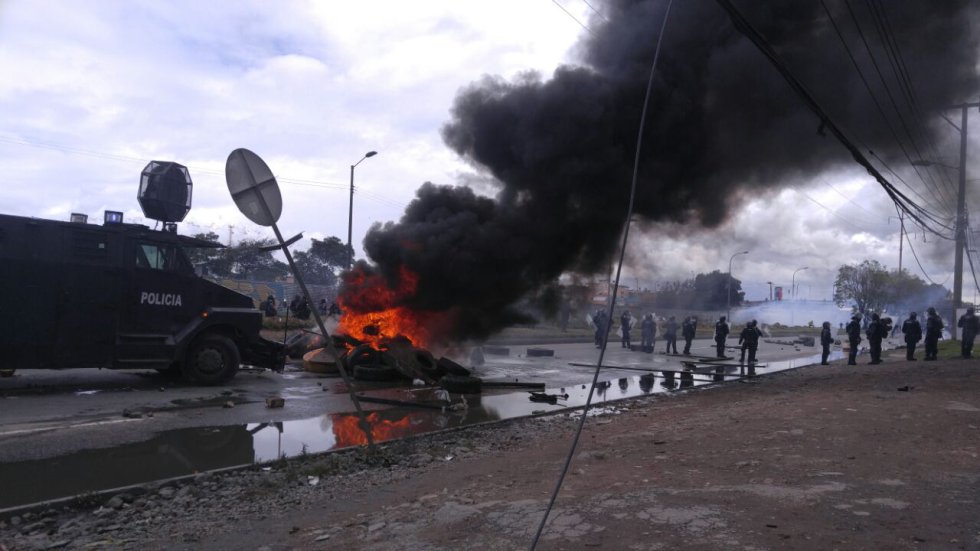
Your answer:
[332,412,416,447]
[337,264,452,350]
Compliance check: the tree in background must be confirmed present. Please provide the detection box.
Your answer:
[293,237,350,286]
[694,270,743,310]
[651,271,742,310]
[226,238,289,280]
[833,260,889,314]
[186,232,233,277]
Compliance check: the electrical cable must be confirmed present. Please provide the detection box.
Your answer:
[902,216,942,285]
[550,0,596,35]
[712,0,952,241]
[818,0,954,214]
[529,0,673,547]
[797,188,886,234]
[865,0,960,205]
[816,175,883,219]
[841,0,958,211]
[581,0,609,22]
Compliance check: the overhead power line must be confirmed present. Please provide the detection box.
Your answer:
[550,0,596,35]
[713,0,953,242]
[818,0,955,215]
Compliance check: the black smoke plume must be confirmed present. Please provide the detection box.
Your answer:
[350,0,979,344]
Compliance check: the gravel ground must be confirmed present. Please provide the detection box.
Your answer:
[2,348,979,550]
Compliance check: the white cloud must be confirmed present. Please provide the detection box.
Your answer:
[0,0,967,303]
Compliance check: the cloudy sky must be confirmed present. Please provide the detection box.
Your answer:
[1,1,976,303]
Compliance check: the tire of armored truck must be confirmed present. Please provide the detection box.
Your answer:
[183,334,240,385]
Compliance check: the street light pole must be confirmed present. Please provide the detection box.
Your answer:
[727,250,749,322]
[791,266,809,300]
[767,281,773,301]
[347,151,378,268]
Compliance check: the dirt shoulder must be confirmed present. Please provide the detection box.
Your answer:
[3,349,979,550]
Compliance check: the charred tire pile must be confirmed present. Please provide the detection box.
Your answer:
[346,344,400,382]
[340,342,484,393]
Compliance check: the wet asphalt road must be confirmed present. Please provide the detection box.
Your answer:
[0,335,872,510]
[0,337,839,463]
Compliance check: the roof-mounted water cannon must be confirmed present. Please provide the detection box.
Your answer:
[138,161,192,225]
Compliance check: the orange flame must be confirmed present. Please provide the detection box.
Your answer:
[338,264,446,348]
[332,412,414,447]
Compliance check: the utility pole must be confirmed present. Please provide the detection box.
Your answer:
[950,100,979,309]
[898,212,904,273]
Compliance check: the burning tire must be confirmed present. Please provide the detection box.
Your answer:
[184,334,240,385]
[348,345,401,381]
[440,375,482,394]
[344,344,380,369]
[414,349,443,379]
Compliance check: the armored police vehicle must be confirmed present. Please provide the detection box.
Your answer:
[0,161,284,384]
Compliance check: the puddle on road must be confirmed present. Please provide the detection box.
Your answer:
[0,350,841,510]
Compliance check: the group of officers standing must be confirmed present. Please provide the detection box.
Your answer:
[596,305,980,366]
[842,306,980,365]
[595,312,762,363]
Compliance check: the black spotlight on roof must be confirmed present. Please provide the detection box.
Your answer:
[138,161,192,223]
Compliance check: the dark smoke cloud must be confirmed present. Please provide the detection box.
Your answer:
[353,0,979,343]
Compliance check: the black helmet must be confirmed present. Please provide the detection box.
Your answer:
[871,313,880,320]
[927,307,936,315]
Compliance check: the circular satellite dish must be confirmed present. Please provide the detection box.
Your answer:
[225,148,283,226]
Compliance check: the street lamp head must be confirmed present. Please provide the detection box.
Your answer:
[365,151,377,158]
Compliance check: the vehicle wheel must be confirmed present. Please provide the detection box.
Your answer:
[184,335,240,385]
[353,363,400,381]
[440,374,482,394]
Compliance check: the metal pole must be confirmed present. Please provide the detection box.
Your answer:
[898,212,904,273]
[246,182,376,451]
[727,251,747,321]
[347,163,355,269]
[953,104,970,309]
[346,151,377,269]
[270,220,376,450]
[791,267,808,301]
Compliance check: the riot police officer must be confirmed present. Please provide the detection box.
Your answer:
[820,321,833,365]
[845,313,862,365]
[682,316,697,355]
[957,307,980,358]
[714,316,730,358]
[738,320,763,363]
[924,307,943,361]
[866,313,884,364]
[901,312,922,361]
